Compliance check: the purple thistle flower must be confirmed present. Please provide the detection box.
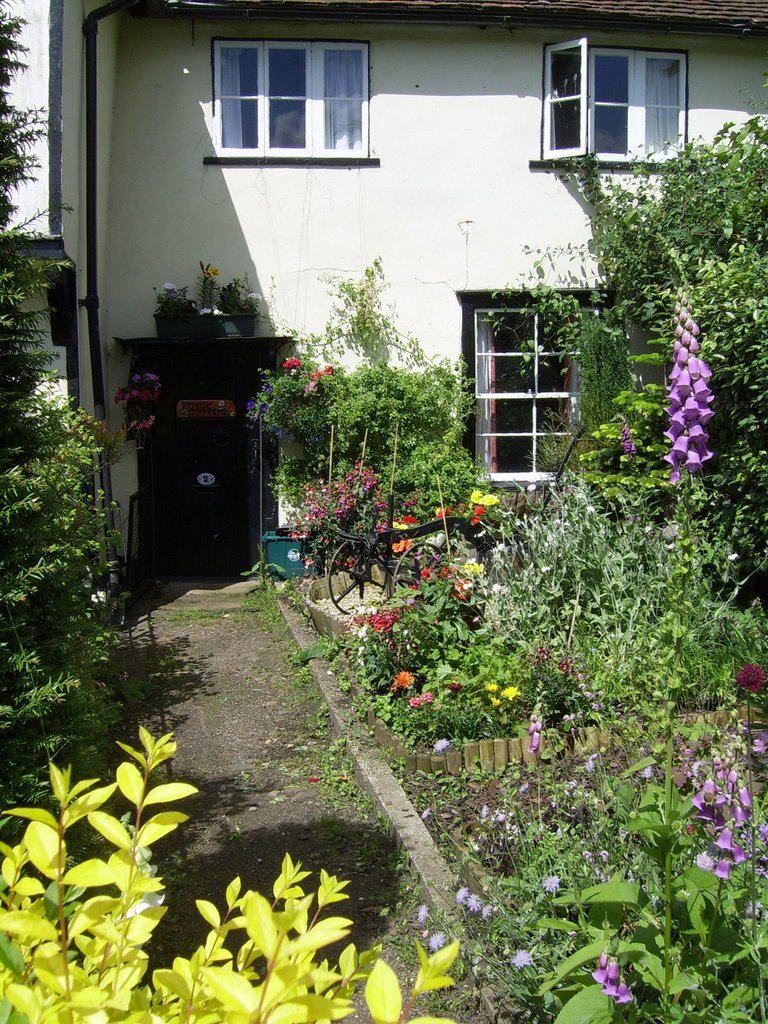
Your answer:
[481,903,493,920]
[542,875,561,895]
[736,663,766,694]
[455,886,470,906]
[428,932,446,952]
[511,949,534,969]
[696,852,716,871]
[664,296,714,484]
[417,904,429,924]
[466,893,482,913]
[433,738,451,754]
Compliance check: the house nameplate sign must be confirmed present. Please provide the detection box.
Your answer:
[177,399,236,419]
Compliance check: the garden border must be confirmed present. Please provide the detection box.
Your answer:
[301,582,736,775]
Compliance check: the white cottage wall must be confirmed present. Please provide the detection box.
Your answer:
[105,17,766,369]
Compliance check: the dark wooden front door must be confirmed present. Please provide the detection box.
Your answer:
[131,338,279,578]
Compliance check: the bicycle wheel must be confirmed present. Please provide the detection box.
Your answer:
[326,539,391,614]
[392,538,445,589]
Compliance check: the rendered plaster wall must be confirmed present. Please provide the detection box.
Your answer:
[104,16,767,375]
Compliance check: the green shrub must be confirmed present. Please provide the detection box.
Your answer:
[574,117,768,583]
[0,729,460,1024]
[0,9,119,806]
[251,356,485,521]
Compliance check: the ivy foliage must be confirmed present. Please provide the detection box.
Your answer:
[0,10,118,805]
[573,116,768,577]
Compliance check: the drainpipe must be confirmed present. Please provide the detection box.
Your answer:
[82,0,140,599]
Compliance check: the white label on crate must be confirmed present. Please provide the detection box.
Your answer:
[287,549,301,562]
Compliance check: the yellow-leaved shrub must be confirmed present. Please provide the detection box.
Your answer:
[0,728,459,1024]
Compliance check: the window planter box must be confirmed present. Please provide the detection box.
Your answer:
[154,314,257,339]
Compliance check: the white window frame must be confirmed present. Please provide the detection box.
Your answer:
[543,39,686,160]
[213,40,369,158]
[474,308,578,483]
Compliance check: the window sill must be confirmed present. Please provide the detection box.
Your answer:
[529,158,662,173]
[204,156,380,168]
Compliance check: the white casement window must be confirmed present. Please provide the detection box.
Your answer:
[544,40,686,160]
[475,309,578,482]
[214,41,369,157]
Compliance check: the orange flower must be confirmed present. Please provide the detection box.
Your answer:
[391,670,415,692]
[392,538,414,554]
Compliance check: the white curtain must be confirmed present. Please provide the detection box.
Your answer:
[324,50,362,151]
[646,58,679,154]
[221,48,243,149]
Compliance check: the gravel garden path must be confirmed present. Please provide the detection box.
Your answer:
[113,580,483,1021]
[116,580,405,961]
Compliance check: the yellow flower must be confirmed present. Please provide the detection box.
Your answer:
[207,265,219,277]
[461,560,485,577]
[470,489,499,507]
[485,683,499,693]
[491,697,501,707]
[502,686,521,701]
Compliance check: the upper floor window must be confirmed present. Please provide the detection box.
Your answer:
[543,40,686,160]
[213,41,369,157]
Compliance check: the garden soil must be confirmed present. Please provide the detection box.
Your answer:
[114,580,482,1021]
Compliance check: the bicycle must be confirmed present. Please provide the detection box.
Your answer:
[325,515,487,614]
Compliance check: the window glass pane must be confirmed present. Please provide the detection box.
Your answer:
[594,106,628,154]
[594,54,628,103]
[537,398,568,427]
[490,311,535,351]
[646,58,680,106]
[222,98,258,148]
[325,100,362,151]
[493,399,533,433]
[646,107,678,153]
[491,355,534,393]
[551,100,581,152]
[538,356,568,392]
[646,58,681,153]
[325,49,362,97]
[494,436,533,475]
[221,47,258,97]
[269,49,306,98]
[551,50,581,99]
[269,99,305,148]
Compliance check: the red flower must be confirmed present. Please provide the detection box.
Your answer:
[282,357,302,371]
[401,514,418,525]
[736,663,766,694]
[447,683,463,693]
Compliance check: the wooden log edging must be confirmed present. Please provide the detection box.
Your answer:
[363,698,739,776]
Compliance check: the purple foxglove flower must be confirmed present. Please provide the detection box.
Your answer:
[620,419,636,460]
[615,983,633,1004]
[715,859,732,880]
[592,952,609,985]
[664,297,714,483]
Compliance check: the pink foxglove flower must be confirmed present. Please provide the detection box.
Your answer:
[663,297,714,484]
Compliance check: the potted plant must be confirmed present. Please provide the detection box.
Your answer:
[114,370,161,444]
[154,261,261,338]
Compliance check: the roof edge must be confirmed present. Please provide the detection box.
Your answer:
[135,1,768,37]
